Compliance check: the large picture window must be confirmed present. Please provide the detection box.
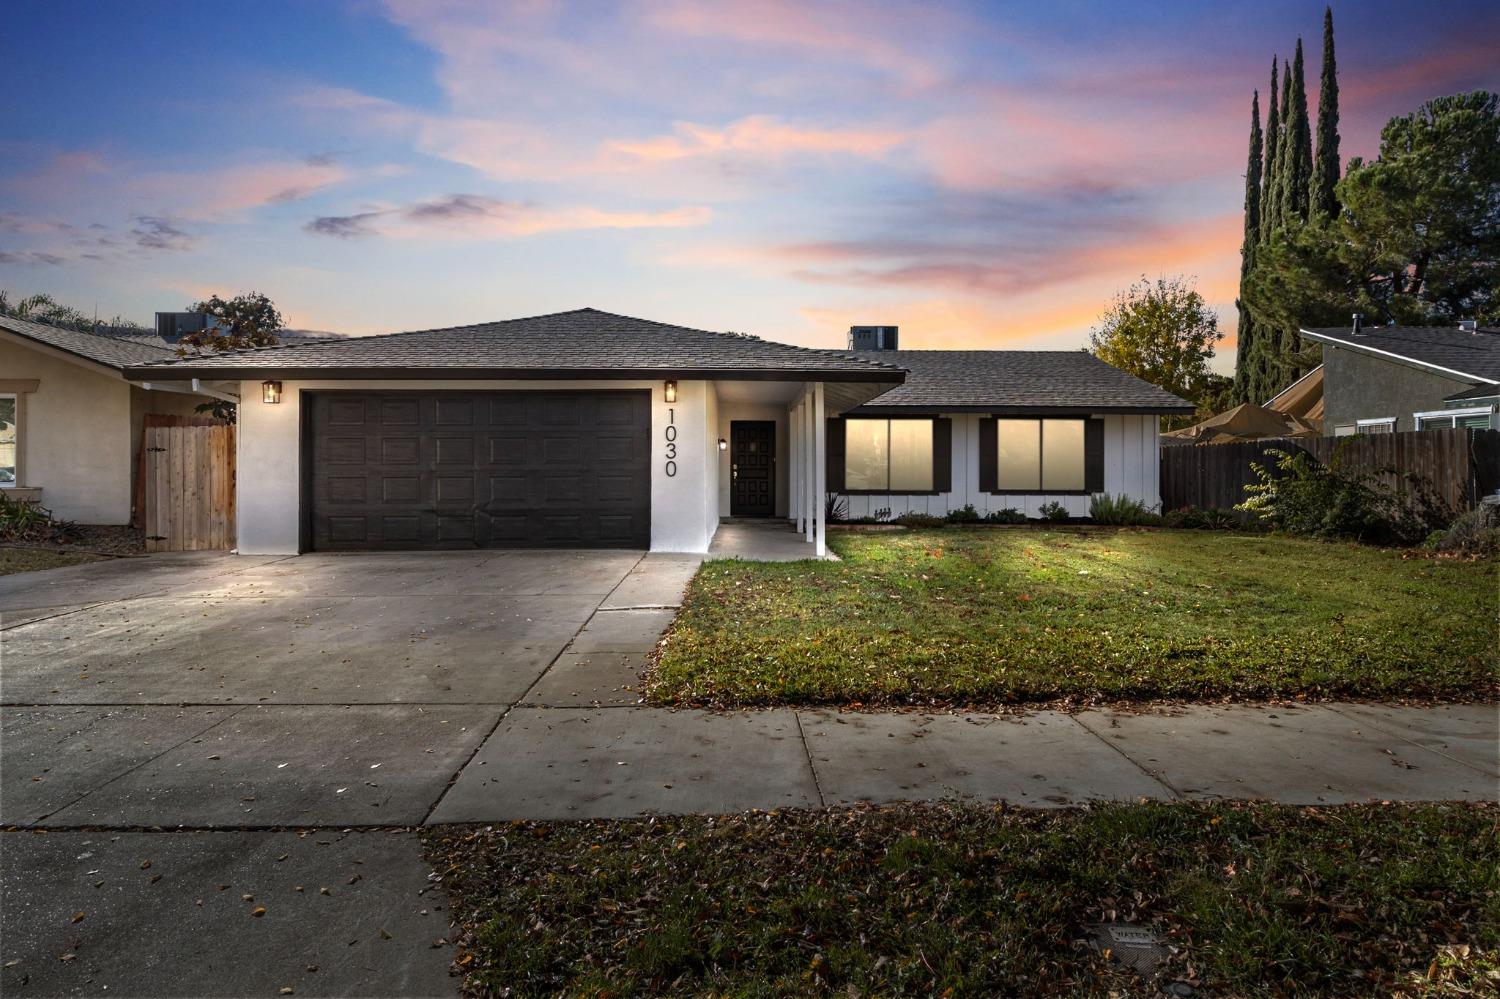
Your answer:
[844,418,934,492]
[996,418,1086,492]
[0,395,16,486]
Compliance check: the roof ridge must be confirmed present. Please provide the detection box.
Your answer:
[146,306,905,373]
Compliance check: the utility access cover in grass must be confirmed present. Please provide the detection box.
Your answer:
[649,528,1497,708]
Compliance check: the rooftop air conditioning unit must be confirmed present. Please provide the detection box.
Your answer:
[848,325,899,350]
[155,312,227,343]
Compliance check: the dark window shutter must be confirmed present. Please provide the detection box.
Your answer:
[1084,418,1105,492]
[933,418,952,493]
[826,418,846,492]
[978,418,997,492]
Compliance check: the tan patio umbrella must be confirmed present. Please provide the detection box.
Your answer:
[1162,403,1321,444]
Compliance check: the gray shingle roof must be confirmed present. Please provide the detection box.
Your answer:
[124,308,904,381]
[1301,326,1500,383]
[0,314,176,369]
[843,350,1194,413]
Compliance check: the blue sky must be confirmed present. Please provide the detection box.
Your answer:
[3,1,1496,370]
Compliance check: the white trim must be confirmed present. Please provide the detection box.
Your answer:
[1299,328,1500,385]
[0,391,16,487]
[813,381,826,558]
[1414,405,1498,430]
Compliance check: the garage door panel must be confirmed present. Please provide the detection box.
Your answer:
[310,391,650,550]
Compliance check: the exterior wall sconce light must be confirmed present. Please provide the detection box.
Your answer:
[262,380,282,404]
[663,380,677,403]
[718,438,728,452]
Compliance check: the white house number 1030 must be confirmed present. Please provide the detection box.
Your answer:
[664,407,677,477]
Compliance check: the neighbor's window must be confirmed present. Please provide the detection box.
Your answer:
[1356,418,1395,435]
[0,395,16,485]
[1415,407,1497,430]
[997,418,1086,492]
[844,418,933,492]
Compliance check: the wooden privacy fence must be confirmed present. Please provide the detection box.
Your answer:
[1160,427,1500,515]
[137,414,236,552]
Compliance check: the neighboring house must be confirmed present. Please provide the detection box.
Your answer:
[123,308,1188,556]
[1299,321,1500,435]
[0,315,228,522]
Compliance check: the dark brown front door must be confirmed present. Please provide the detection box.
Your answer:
[730,421,775,517]
[307,390,651,550]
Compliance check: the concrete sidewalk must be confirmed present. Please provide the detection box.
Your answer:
[427,700,1498,822]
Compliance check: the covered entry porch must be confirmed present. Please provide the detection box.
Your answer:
[713,380,875,559]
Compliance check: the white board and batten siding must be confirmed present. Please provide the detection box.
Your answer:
[838,413,1161,520]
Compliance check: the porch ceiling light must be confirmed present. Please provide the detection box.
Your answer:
[664,379,677,403]
[261,380,282,404]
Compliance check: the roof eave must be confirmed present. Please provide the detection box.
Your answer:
[122,364,906,383]
[0,326,133,378]
[846,403,1196,416]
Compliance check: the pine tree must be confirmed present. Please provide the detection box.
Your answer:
[1311,6,1341,219]
[1261,57,1281,240]
[1233,90,1264,403]
[1278,39,1313,228]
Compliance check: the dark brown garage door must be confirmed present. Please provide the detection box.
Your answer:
[307,390,651,550]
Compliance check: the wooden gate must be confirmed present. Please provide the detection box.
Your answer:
[138,415,236,552]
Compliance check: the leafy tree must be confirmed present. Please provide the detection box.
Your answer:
[1261,57,1282,238]
[1232,90,1264,404]
[1311,7,1341,220]
[180,291,282,354]
[1246,91,1500,329]
[1089,276,1225,423]
[0,290,144,334]
[1275,39,1313,230]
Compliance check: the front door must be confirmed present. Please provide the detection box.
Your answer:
[730,421,775,516]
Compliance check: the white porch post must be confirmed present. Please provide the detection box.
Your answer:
[790,398,803,529]
[804,383,815,543]
[813,381,826,557]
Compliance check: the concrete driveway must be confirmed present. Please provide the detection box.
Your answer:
[0,547,698,998]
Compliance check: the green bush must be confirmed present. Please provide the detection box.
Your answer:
[1434,504,1500,557]
[1237,447,1450,545]
[825,492,849,524]
[894,512,946,529]
[1163,506,1243,530]
[1037,501,1070,523]
[945,504,982,524]
[0,492,74,543]
[1088,493,1162,526]
[985,507,1026,524]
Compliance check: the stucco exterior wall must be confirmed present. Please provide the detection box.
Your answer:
[235,378,721,555]
[1322,345,1475,433]
[715,401,790,517]
[838,413,1161,520]
[0,337,133,523]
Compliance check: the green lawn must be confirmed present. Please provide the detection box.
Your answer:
[0,547,103,576]
[649,529,1497,708]
[426,801,1499,997]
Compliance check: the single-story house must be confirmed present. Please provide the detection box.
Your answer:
[1299,320,1500,435]
[120,308,1189,556]
[0,315,228,523]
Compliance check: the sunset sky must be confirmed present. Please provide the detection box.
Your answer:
[3,1,1496,370]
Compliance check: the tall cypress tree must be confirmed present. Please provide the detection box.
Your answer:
[1261,57,1281,240]
[1233,90,1264,403]
[1278,38,1313,228]
[1310,6,1341,218]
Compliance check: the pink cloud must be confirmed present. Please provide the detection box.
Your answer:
[603,115,907,165]
[306,193,711,240]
